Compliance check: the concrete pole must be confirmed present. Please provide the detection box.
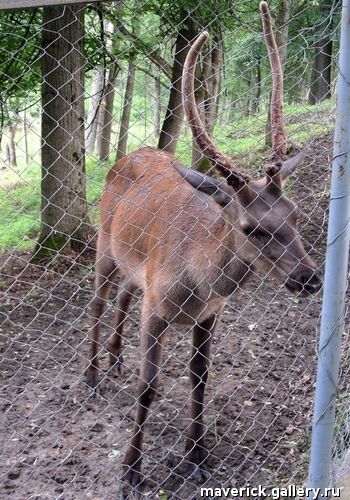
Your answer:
[307,0,350,495]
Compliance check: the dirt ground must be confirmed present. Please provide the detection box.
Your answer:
[1,133,349,499]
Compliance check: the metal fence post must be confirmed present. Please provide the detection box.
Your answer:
[307,0,350,494]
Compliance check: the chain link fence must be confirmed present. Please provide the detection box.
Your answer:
[0,1,349,498]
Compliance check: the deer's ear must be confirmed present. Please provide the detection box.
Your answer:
[172,162,233,207]
[281,150,307,183]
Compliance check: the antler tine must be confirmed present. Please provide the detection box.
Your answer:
[182,32,249,189]
[260,1,287,163]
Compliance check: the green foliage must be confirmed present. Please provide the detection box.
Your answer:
[0,101,333,254]
[0,9,42,127]
[0,0,340,255]
[0,170,41,252]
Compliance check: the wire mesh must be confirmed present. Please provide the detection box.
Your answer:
[0,1,349,499]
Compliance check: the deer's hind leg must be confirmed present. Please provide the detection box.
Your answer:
[85,251,117,388]
[108,281,137,375]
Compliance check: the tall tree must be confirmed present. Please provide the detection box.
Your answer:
[86,67,104,154]
[116,50,137,161]
[8,117,18,167]
[308,38,332,104]
[153,75,161,138]
[251,58,261,115]
[158,14,197,154]
[35,4,91,260]
[98,23,119,162]
[308,0,334,105]
[23,108,29,165]
[98,71,117,162]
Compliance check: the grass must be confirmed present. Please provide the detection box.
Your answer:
[0,100,334,255]
[0,156,113,253]
[0,164,41,252]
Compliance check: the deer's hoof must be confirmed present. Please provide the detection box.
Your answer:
[84,366,103,397]
[187,462,211,483]
[122,464,142,486]
[120,465,143,499]
[184,444,210,483]
[109,352,124,375]
[85,365,99,386]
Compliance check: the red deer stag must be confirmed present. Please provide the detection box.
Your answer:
[86,1,322,493]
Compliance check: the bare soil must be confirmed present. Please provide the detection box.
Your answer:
[1,133,348,499]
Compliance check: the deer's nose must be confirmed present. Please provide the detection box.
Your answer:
[285,269,322,295]
[299,271,322,294]
[293,270,323,295]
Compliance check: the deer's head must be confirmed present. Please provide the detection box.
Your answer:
[179,1,322,296]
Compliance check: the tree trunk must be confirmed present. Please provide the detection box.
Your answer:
[98,77,116,162]
[116,55,136,161]
[23,108,29,164]
[265,0,292,146]
[35,4,91,261]
[251,59,261,115]
[308,0,334,105]
[99,16,124,161]
[158,16,197,154]
[96,99,106,156]
[5,143,10,168]
[153,75,161,139]
[308,38,332,104]
[8,122,17,167]
[98,22,119,162]
[206,38,222,133]
[245,73,252,117]
[86,67,104,154]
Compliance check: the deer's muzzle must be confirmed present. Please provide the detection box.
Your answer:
[285,268,322,295]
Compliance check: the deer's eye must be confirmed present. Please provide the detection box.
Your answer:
[242,225,256,236]
[242,225,270,240]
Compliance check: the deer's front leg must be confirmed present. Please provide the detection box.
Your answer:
[122,307,168,491]
[185,314,216,481]
[108,282,137,375]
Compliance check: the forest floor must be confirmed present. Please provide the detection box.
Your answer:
[1,131,349,499]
